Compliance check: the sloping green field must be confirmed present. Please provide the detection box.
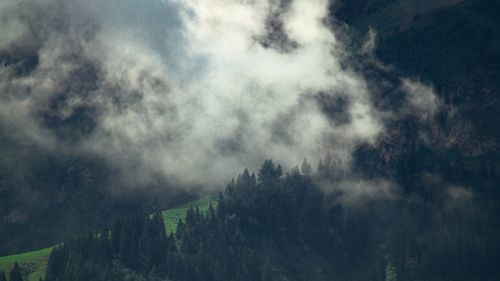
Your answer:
[0,196,215,281]
[161,195,217,234]
[0,246,52,281]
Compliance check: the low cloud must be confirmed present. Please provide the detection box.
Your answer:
[0,0,445,192]
[321,178,398,207]
[447,185,473,201]
[401,78,440,119]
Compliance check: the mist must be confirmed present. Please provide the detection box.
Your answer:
[0,0,439,189]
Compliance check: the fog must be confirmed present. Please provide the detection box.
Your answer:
[0,0,437,189]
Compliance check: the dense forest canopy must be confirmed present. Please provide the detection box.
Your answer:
[5,159,494,281]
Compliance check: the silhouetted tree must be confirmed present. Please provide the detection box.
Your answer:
[0,270,6,281]
[258,159,282,183]
[301,158,312,175]
[9,263,24,281]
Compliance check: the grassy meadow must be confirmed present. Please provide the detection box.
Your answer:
[0,196,215,281]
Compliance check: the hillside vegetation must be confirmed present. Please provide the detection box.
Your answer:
[0,196,215,281]
[23,160,500,281]
[0,247,52,281]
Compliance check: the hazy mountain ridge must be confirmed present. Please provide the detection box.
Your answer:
[332,0,500,182]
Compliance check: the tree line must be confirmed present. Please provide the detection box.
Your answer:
[9,158,500,281]
[0,263,24,281]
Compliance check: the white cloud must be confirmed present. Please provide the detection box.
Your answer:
[321,178,398,206]
[401,78,440,119]
[0,0,384,187]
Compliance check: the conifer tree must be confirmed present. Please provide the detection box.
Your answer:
[9,262,24,281]
[301,158,312,175]
[258,159,275,182]
[111,220,122,256]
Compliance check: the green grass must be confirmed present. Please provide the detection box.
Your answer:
[161,195,217,234]
[0,195,216,281]
[0,246,52,281]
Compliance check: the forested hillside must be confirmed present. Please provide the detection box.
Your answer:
[1,0,499,280]
[12,160,498,281]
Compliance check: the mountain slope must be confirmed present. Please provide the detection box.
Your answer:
[353,0,500,153]
[0,196,215,281]
[336,0,465,35]
[0,247,52,281]
[36,162,500,281]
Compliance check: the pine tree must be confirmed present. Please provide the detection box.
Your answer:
[385,256,398,281]
[119,226,132,266]
[301,158,312,175]
[276,164,283,178]
[216,193,226,219]
[111,220,122,256]
[258,159,282,183]
[317,159,324,174]
[9,262,24,281]
[0,270,7,281]
[261,258,274,281]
